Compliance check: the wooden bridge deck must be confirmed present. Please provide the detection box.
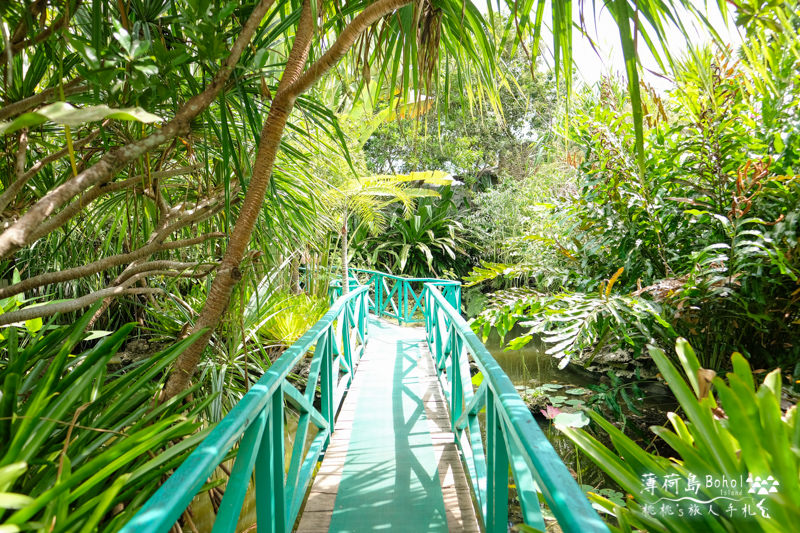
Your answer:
[297,318,480,532]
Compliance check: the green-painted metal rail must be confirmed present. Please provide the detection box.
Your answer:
[122,270,608,533]
[425,283,608,532]
[331,268,461,324]
[121,286,370,533]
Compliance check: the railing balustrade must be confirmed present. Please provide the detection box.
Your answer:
[349,268,460,324]
[121,286,370,533]
[424,283,609,533]
[123,270,608,533]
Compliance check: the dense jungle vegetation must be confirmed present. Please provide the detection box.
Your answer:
[0,0,798,531]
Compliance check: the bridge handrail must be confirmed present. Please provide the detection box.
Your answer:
[424,283,609,533]
[348,268,461,324]
[121,285,371,533]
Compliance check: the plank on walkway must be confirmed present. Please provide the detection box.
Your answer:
[296,318,480,533]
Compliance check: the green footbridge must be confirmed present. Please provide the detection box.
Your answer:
[121,270,609,533]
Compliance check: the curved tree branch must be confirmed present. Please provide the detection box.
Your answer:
[0,78,86,122]
[163,0,414,399]
[0,272,150,326]
[287,0,409,98]
[116,261,215,283]
[0,128,103,215]
[0,1,83,65]
[163,0,318,398]
[0,229,225,301]
[0,0,276,259]
[14,129,28,180]
[26,164,202,241]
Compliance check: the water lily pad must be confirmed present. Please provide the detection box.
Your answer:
[554,411,590,429]
[548,395,567,406]
[565,387,592,395]
[539,383,564,391]
[564,399,585,407]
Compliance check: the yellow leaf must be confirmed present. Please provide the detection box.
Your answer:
[605,267,625,298]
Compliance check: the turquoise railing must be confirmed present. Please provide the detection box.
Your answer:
[349,268,461,324]
[124,269,607,532]
[121,286,370,533]
[424,283,609,533]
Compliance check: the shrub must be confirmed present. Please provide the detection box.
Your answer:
[558,338,800,533]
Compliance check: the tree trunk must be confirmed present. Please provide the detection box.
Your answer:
[163,0,412,400]
[162,0,316,400]
[341,213,349,296]
[290,254,301,294]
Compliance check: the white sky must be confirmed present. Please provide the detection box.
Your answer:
[570,1,743,90]
[478,1,743,91]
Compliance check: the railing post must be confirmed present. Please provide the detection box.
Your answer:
[433,303,444,370]
[360,290,369,341]
[217,409,267,533]
[320,330,335,445]
[366,273,374,314]
[450,333,463,429]
[441,316,452,371]
[342,304,353,375]
[424,286,431,338]
[444,283,460,312]
[375,273,383,318]
[401,280,407,323]
[256,387,287,533]
[485,389,509,533]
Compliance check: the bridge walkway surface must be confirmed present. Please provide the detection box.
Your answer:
[120,274,609,533]
[297,318,480,532]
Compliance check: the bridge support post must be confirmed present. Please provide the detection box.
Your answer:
[486,389,509,533]
[342,305,352,378]
[216,410,267,532]
[320,330,335,447]
[401,281,407,324]
[256,388,287,533]
[374,273,383,318]
[450,331,463,431]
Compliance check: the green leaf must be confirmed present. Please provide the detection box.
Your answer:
[83,330,113,340]
[513,524,545,533]
[0,103,162,135]
[548,395,567,406]
[0,463,27,492]
[24,317,42,334]
[675,338,701,397]
[0,492,34,509]
[538,383,564,391]
[565,387,591,395]
[649,343,739,475]
[506,335,532,350]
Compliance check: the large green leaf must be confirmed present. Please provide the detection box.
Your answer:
[0,102,161,135]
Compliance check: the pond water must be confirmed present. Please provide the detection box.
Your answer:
[484,332,596,388]
[484,328,679,530]
[484,331,612,489]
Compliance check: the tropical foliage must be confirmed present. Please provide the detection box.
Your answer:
[0,306,209,531]
[470,19,800,371]
[2,0,798,530]
[558,338,800,533]
[350,186,472,278]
